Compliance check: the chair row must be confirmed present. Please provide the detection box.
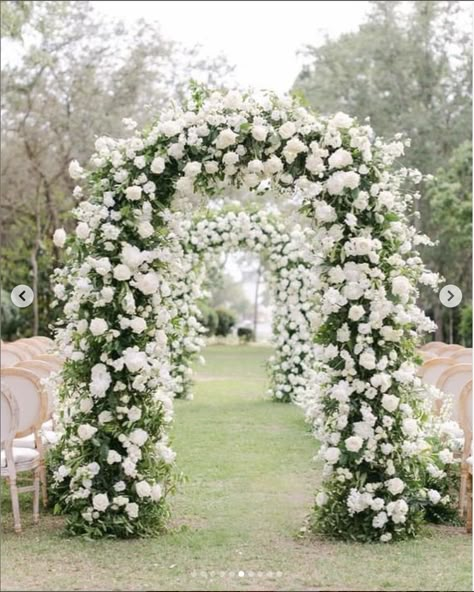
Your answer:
[418,353,472,532]
[420,341,472,364]
[1,337,62,533]
[1,336,55,368]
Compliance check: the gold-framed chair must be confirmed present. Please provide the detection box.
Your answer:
[1,384,41,533]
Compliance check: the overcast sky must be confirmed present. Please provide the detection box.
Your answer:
[91,0,370,94]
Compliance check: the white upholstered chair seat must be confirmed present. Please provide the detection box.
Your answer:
[1,447,39,469]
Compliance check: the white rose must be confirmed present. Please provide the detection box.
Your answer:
[98,410,113,424]
[125,502,139,519]
[331,112,353,128]
[391,276,411,303]
[135,480,152,498]
[107,450,122,464]
[78,424,97,441]
[125,186,142,201]
[315,491,328,507]
[76,222,90,240]
[150,156,165,174]
[427,489,441,505]
[386,477,405,495]
[113,264,132,281]
[92,493,109,512]
[204,161,219,174]
[359,350,376,370]
[127,406,142,422]
[151,483,163,501]
[324,447,341,464]
[349,305,365,321]
[114,481,126,492]
[372,511,388,529]
[69,159,84,179]
[326,171,346,195]
[138,221,154,239]
[129,428,149,447]
[314,201,337,223]
[402,417,418,438]
[53,228,67,248]
[160,120,181,137]
[278,121,296,139]
[129,317,147,334]
[183,161,202,177]
[251,124,268,142]
[123,348,148,373]
[216,128,237,150]
[328,148,353,169]
[135,271,160,295]
[90,318,108,336]
[345,436,363,453]
[264,155,283,175]
[381,394,400,413]
[439,448,454,464]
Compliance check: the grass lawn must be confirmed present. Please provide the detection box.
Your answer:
[1,344,471,591]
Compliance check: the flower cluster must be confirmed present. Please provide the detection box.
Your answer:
[51,86,442,539]
[164,208,320,402]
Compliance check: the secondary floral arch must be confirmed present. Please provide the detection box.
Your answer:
[165,207,320,402]
[50,86,451,541]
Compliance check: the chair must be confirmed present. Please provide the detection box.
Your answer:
[0,368,47,510]
[15,360,56,420]
[32,354,63,372]
[1,346,24,368]
[420,341,447,353]
[1,344,30,366]
[1,385,41,533]
[27,338,52,353]
[33,336,54,346]
[14,340,43,358]
[435,344,465,358]
[451,349,473,364]
[419,357,456,385]
[458,380,472,532]
[436,364,473,420]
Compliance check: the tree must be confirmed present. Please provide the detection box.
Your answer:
[0,0,233,335]
[294,1,471,176]
[0,0,33,38]
[424,141,472,341]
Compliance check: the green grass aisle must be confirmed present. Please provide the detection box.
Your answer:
[1,345,471,591]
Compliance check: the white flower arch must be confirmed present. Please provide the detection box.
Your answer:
[165,208,321,402]
[50,86,444,541]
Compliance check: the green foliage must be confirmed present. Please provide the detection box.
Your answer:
[459,304,472,347]
[0,0,33,38]
[237,326,255,342]
[0,289,20,338]
[215,308,237,337]
[197,301,219,336]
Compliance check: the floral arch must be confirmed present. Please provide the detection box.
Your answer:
[165,207,321,402]
[51,86,444,542]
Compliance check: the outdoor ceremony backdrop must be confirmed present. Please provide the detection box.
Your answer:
[1,0,472,343]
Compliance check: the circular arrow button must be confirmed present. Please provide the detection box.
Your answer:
[11,285,34,308]
[439,284,462,308]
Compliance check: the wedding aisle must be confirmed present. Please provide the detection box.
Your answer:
[1,345,471,591]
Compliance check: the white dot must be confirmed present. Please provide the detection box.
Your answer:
[238,571,245,577]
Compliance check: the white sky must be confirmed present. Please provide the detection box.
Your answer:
[91,0,370,94]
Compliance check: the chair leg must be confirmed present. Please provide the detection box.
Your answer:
[33,468,40,524]
[9,477,22,533]
[40,463,48,508]
[466,475,472,534]
[459,470,467,518]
